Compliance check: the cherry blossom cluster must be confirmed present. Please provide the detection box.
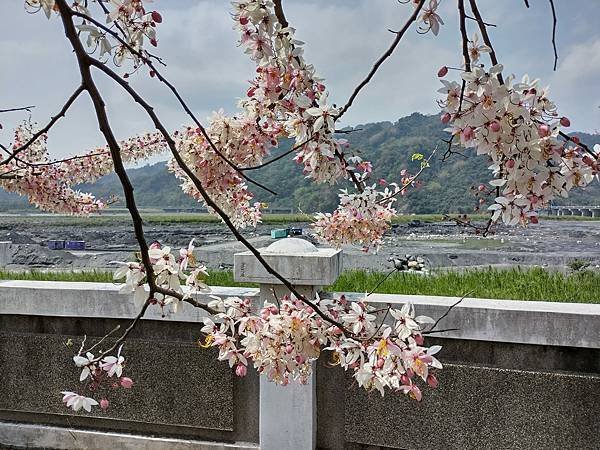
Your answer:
[438,64,599,225]
[200,293,441,398]
[27,0,163,67]
[1,121,165,215]
[61,240,213,411]
[62,345,134,412]
[312,183,399,251]
[113,239,211,313]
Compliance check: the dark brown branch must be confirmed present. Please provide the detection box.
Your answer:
[55,0,216,361]
[336,0,425,120]
[240,137,313,171]
[549,0,558,70]
[422,293,469,334]
[524,0,530,7]
[69,10,277,196]
[79,34,349,333]
[558,130,598,159]
[0,86,84,166]
[273,0,289,28]
[0,106,36,113]
[467,0,504,84]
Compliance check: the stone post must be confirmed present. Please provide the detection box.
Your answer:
[234,238,342,450]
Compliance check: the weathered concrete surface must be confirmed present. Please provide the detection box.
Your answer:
[0,333,234,431]
[0,280,259,322]
[234,238,342,286]
[341,292,600,349]
[0,422,258,450]
[0,315,259,445]
[317,361,600,450]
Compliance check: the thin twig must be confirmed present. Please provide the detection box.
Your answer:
[423,292,470,334]
[0,86,84,166]
[0,106,36,113]
[69,10,278,196]
[549,0,558,70]
[336,0,425,120]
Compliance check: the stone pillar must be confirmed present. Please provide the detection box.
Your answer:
[234,238,342,450]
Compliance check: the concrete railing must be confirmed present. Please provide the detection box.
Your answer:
[1,238,599,449]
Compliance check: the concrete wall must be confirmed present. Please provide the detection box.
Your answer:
[0,281,599,449]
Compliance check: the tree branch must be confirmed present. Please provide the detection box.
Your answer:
[0,86,84,166]
[336,0,425,120]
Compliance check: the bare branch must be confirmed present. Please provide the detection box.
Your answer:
[336,0,425,120]
[0,86,84,166]
[0,106,36,113]
[69,10,278,196]
[467,0,504,84]
[549,0,558,70]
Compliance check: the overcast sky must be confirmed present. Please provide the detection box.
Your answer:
[1,0,599,161]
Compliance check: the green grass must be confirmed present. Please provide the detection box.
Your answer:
[2,211,598,227]
[0,269,115,283]
[1,267,598,303]
[330,268,600,303]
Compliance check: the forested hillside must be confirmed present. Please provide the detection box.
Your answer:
[1,113,598,213]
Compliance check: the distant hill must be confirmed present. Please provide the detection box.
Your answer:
[1,113,599,213]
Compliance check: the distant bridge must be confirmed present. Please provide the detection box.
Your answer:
[544,205,600,217]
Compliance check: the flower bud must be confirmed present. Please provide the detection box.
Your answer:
[100,399,109,410]
[506,159,515,169]
[427,374,439,388]
[530,216,539,224]
[489,121,500,132]
[414,333,424,345]
[120,377,134,389]
[478,184,486,192]
[560,117,571,127]
[376,358,385,369]
[286,344,294,354]
[235,364,247,377]
[151,11,162,23]
[239,16,249,26]
[441,112,451,124]
[437,66,449,77]
[462,126,474,141]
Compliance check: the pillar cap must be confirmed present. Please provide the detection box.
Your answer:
[234,238,342,286]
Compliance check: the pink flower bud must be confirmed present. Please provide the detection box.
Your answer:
[239,16,249,26]
[538,124,550,137]
[120,377,134,389]
[560,117,571,127]
[572,136,580,144]
[441,112,451,124]
[506,159,515,169]
[462,126,474,141]
[235,364,247,377]
[151,11,162,23]
[286,344,294,354]
[530,216,539,224]
[437,66,449,77]
[376,358,385,369]
[414,333,424,345]
[478,184,486,192]
[427,374,439,388]
[100,399,109,410]
[489,121,500,132]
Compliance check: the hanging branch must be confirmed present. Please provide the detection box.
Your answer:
[549,0,558,71]
[0,106,36,113]
[69,10,278,196]
[336,0,426,120]
[0,86,84,166]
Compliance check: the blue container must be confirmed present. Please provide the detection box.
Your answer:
[47,240,66,250]
[271,228,290,239]
[65,240,86,250]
